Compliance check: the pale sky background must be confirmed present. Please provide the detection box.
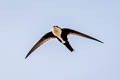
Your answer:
[0,0,120,80]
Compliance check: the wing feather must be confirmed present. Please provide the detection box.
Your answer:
[25,32,56,59]
[62,28,103,43]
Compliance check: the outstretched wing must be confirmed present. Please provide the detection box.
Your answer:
[25,32,56,59]
[62,28,103,43]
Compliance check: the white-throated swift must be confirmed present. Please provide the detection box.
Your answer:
[25,25,103,59]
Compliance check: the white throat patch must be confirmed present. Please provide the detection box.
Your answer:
[52,26,65,43]
[52,27,62,37]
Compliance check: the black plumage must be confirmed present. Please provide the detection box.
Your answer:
[25,26,103,59]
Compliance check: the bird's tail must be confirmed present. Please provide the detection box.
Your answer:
[64,41,74,52]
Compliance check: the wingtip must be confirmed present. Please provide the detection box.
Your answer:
[25,55,29,59]
[99,41,104,44]
[101,42,104,44]
[95,39,104,44]
[25,56,28,59]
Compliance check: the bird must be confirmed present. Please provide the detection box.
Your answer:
[25,25,103,59]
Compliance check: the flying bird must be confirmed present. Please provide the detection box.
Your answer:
[25,26,103,59]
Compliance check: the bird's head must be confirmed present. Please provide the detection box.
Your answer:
[53,25,60,28]
[52,25,61,31]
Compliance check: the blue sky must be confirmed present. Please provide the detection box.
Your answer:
[0,0,120,80]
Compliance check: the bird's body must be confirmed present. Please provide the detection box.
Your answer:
[25,25,103,59]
